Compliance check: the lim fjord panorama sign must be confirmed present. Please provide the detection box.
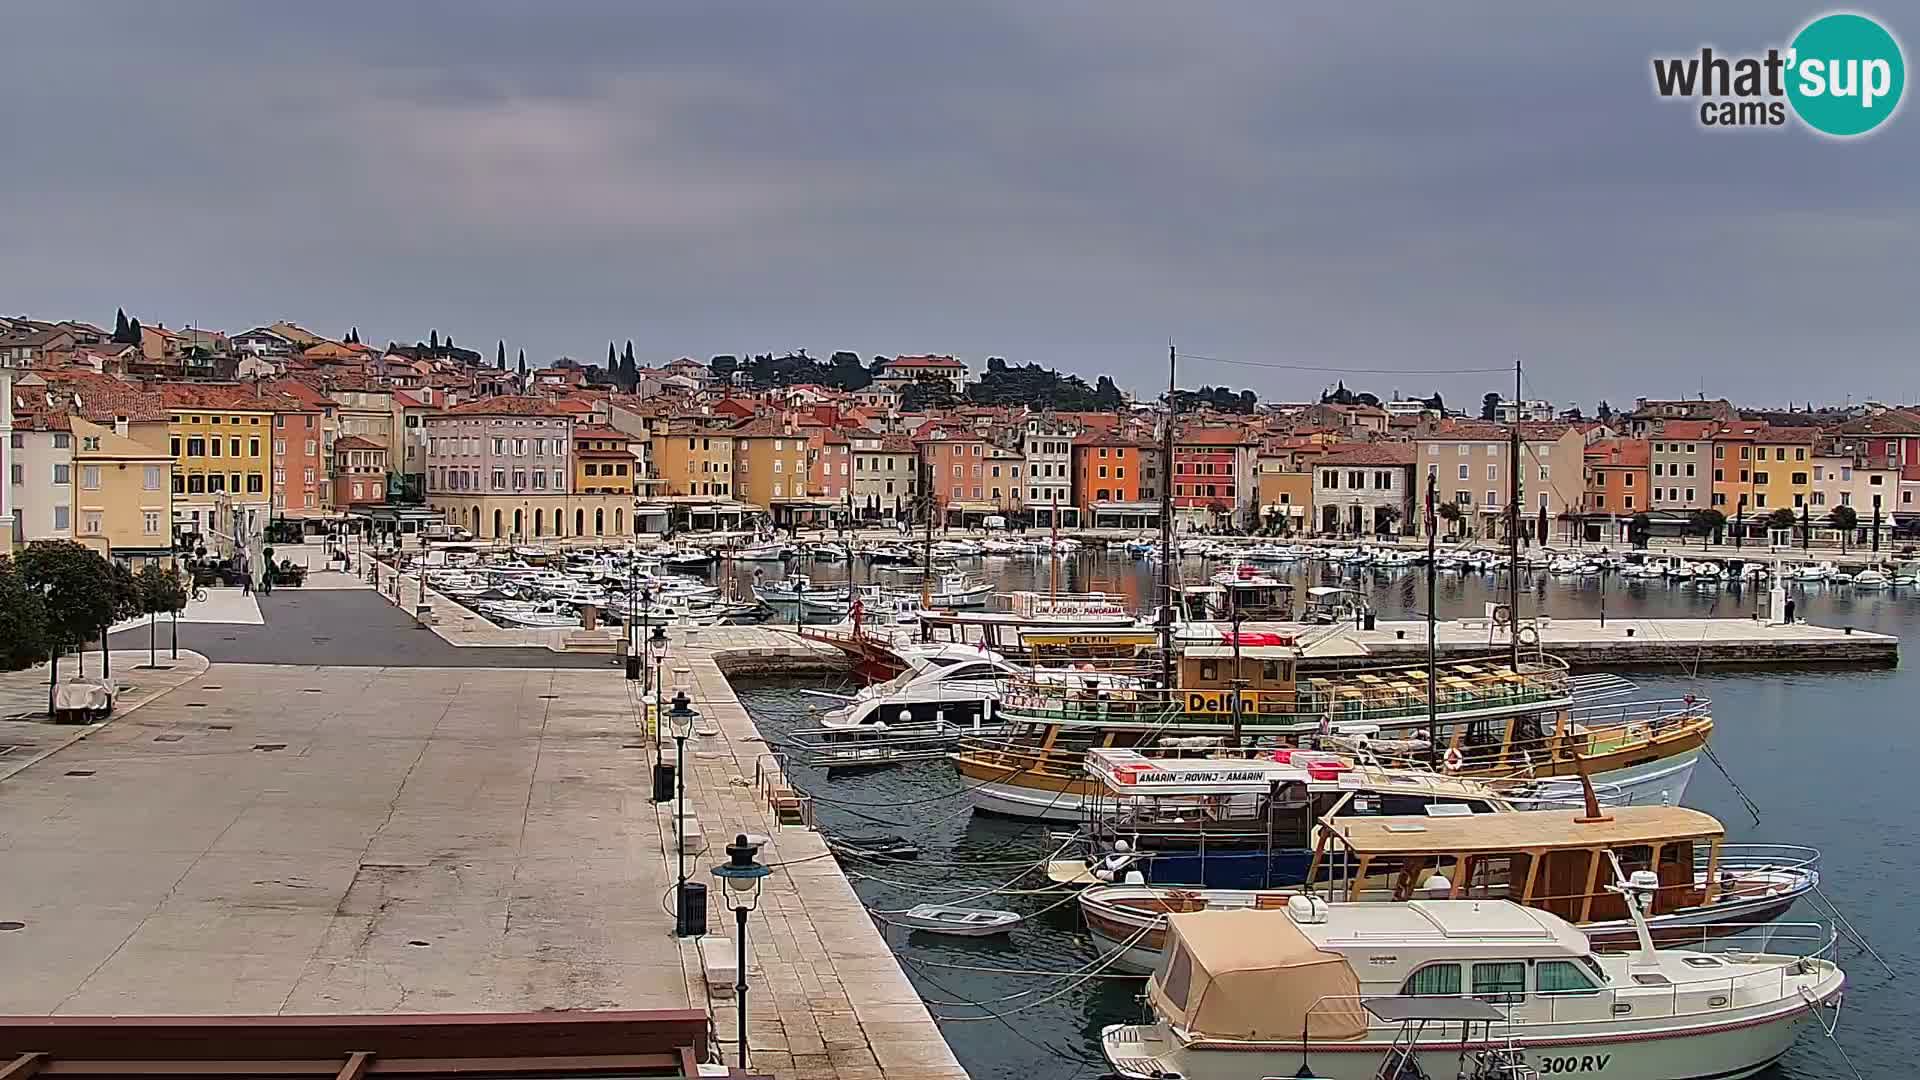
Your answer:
[1652,11,1904,136]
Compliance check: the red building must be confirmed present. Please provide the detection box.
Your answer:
[1172,425,1256,528]
[331,435,389,507]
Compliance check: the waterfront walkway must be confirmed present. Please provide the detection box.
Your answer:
[7,570,964,1080]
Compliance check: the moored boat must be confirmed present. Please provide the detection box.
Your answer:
[1100,896,1845,1080]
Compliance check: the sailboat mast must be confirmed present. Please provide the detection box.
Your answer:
[922,458,934,608]
[1049,489,1059,601]
[1508,358,1522,670]
[1158,343,1177,691]
[1426,466,1438,763]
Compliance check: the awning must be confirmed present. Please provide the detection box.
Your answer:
[1150,909,1367,1041]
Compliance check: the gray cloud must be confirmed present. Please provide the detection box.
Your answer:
[2,1,1914,406]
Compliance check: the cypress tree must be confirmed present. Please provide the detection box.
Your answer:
[607,342,617,369]
[517,349,527,380]
[113,308,129,342]
[429,329,439,350]
[497,340,506,368]
[127,317,143,345]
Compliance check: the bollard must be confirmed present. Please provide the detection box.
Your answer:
[1625,627,1635,638]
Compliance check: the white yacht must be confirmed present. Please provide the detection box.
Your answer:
[1102,895,1843,1080]
[817,651,1023,731]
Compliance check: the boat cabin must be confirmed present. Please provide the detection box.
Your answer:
[1177,642,1301,717]
[1302,585,1371,625]
[1176,577,1294,621]
[1307,805,1725,924]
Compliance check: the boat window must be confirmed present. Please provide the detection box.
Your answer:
[1158,944,1195,1010]
[1471,962,1526,1003]
[1199,661,1219,682]
[1536,960,1601,995]
[1614,845,1654,875]
[1462,854,1528,900]
[943,663,997,680]
[1401,963,1461,996]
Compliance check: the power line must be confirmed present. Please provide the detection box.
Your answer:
[1178,352,1508,375]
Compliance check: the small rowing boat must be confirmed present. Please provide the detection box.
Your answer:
[891,903,1023,936]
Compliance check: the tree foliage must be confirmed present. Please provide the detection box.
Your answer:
[709,355,739,381]
[0,555,48,672]
[1767,508,1798,531]
[966,357,1118,410]
[1170,385,1257,414]
[134,562,188,617]
[1829,505,1859,532]
[1689,508,1726,539]
[899,378,961,412]
[1481,392,1501,421]
[112,308,131,343]
[17,541,117,655]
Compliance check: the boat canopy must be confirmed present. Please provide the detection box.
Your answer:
[1361,996,1507,1023]
[1149,909,1368,1041]
[1318,805,1724,856]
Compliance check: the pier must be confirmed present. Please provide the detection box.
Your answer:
[0,573,961,1080]
[1299,616,1899,670]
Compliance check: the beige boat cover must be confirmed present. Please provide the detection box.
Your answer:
[1148,909,1367,1041]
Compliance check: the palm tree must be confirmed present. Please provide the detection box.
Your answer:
[1829,505,1859,553]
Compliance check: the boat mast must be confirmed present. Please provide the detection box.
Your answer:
[922,457,934,609]
[1507,358,1522,671]
[1425,465,1438,764]
[1049,489,1060,602]
[1158,343,1177,691]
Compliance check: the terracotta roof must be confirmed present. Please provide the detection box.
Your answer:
[572,424,627,439]
[1319,442,1417,466]
[440,394,574,417]
[391,389,428,409]
[332,435,385,451]
[1837,411,1920,437]
[1654,419,1717,439]
[729,416,796,438]
[158,383,280,411]
[11,408,72,432]
[33,371,169,422]
[1175,425,1255,447]
[1420,420,1575,442]
[886,354,966,369]
[265,378,340,409]
[1584,439,1650,467]
[1710,421,1818,443]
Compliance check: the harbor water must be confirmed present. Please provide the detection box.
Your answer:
[732,549,1911,1080]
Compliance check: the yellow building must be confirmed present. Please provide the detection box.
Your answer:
[730,418,811,510]
[161,384,275,537]
[573,424,635,495]
[1709,422,1816,522]
[652,421,737,498]
[71,417,174,563]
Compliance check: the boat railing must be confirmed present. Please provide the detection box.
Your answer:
[1701,844,1822,882]
[1568,696,1713,728]
[1292,922,1838,1035]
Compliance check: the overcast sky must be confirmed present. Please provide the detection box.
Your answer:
[3,2,1914,409]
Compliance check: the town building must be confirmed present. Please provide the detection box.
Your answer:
[1312,443,1417,536]
[1073,430,1159,529]
[1708,422,1818,522]
[1581,438,1651,542]
[874,355,968,394]
[729,418,816,522]
[331,436,389,509]
[161,384,276,538]
[984,444,1026,516]
[1648,420,1713,513]
[1022,414,1080,527]
[425,396,636,541]
[849,432,918,518]
[1171,425,1257,529]
[1414,422,1587,542]
[573,424,635,496]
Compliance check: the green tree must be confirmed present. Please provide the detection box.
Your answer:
[17,540,117,719]
[127,317,143,345]
[133,562,188,668]
[1481,392,1500,421]
[1628,512,1652,549]
[112,308,130,342]
[497,340,506,368]
[1829,504,1859,553]
[99,561,141,677]
[0,555,48,672]
[710,355,739,382]
[429,330,439,351]
[517,349,527,381]
[900,378,960,412]
[1437,501,1464,538]
[1689,508,1726,548]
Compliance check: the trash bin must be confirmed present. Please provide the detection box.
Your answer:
[676,881,708,937]
[652,762,675,803]
[625,654,643,681]
[1363,610,1377,631]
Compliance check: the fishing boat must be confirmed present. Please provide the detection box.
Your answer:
[662,548,716,571]
[1079,804,1819,972]
[731,541,789,562]
[753,573,849,604]
[1099,895,1845,1080]
[809,542,850,562]
[890,904,1022,936]
[951,643,1709,822]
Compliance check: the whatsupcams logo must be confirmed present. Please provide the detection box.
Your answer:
[1652,11,1904,136]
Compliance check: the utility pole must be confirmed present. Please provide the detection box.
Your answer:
[1157,343,1177,691]
[1507,359,1522,671]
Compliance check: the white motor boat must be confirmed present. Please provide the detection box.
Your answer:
[731,541,789,561]
[809,542,850,562]
[1101,894,1844,1080]
[754,573,849,604]
[933,539,982,557]
[818,652,1023,731]
[487,600,579,628]
[1852,568,1891,589]
[1546,556,1581,575]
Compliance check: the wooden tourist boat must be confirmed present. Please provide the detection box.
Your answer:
[952,642,1710,822]
[1079,804,1820,973]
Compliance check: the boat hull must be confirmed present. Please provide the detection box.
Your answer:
[1103,995,1835,1080]
[957,748,1699,824]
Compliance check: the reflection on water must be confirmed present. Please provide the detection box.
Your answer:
[736,551,1914,1080]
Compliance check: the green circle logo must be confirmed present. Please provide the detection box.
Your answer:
[1787,12,1905,136]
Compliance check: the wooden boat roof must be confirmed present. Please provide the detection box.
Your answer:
[1318,805,1723,854]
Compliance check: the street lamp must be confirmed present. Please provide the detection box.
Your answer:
[668,689,699,938]
[709,834,770,1069]
[649,623,669,734]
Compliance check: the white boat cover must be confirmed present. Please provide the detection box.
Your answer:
[1149,909,1367,1041]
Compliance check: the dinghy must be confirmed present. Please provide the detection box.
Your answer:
[891,903,1023,937]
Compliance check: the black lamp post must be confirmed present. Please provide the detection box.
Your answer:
[649,622,669,724]
[709,834,770,1069]
[668,689,698,937]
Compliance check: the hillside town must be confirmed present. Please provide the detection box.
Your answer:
[2,311,1916,570]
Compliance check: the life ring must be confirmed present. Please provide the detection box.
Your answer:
[1491,604,1512,623]
[1443,747,1465,772]
[1517,624,1540,645]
